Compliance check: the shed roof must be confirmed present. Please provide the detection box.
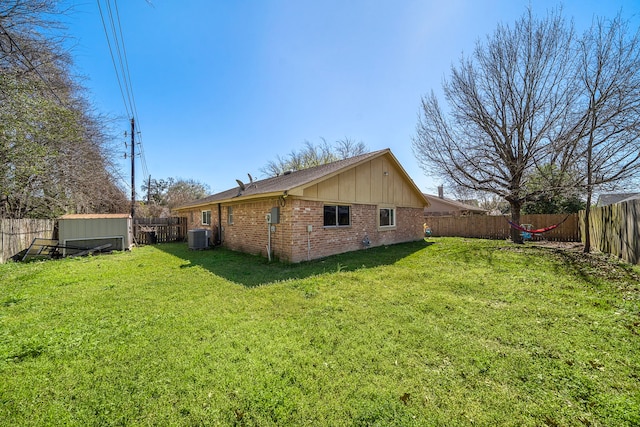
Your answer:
[174,149,428,210]
[60,214,131,219]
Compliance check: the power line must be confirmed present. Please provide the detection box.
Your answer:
[97,0,151,197]
[110,0,149,182]
[106,0,135,117]
[97,0,131,119]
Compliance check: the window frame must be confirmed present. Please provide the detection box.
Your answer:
[227,206,234,225]
[202,210,211,226]
[323,204,351,227]
[378,206,396,229]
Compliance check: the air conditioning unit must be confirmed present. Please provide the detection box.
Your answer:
[188,229,209,250]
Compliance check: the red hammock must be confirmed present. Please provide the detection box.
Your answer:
[507,215,570,234]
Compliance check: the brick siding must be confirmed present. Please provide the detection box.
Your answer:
[288,200,424,262]
[179,198,424,263]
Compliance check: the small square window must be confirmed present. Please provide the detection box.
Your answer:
[323,205,350,227]
[202,210,211,226]
[323,205,337,226]
[379,207,395,227]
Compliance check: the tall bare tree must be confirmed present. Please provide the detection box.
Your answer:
[573,14,640,252]
[413,9,578,242]
[261,137,368,177]
[1,0,128,218]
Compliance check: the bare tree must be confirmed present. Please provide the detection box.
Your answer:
[0,0,128,218]
[335,137,367,159]
[165,178,210,210]
[261,138,368,177]
[413,8,579,242]
[139,177,209,217]
[573,14,640,252]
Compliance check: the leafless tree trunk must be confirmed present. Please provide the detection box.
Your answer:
[573,14,640,252]
[413,8,577,243]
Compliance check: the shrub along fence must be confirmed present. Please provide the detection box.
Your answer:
[0,219,57,263]
[425,213,580,242]
[579,199,640,264]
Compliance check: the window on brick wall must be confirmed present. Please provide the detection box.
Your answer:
[202,210,211,225]
[324,205,350,227]
[227,206,234,224]
[379,207,396,228]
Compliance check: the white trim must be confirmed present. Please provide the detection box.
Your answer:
[202,209,211,225]
[378,206,397,230]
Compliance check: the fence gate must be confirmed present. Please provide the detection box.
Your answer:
[133,217,186,244]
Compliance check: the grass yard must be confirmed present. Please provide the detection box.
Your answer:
[1,238,639,426]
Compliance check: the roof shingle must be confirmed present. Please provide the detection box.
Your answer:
[175,149,390,210]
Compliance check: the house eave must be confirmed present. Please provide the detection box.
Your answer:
[173,191,287,212]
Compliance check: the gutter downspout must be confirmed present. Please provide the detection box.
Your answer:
[267,220,272,262]
[217,203,222,245]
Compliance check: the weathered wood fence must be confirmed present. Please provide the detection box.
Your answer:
[579,200,640,264]
[0,219,57,263]
[0,217,187,263]
[425,214,580,242]
[133,217,186,245]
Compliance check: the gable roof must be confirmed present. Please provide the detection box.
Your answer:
[423,194,487,214]
[596,192,640,207]
[174,149,428,210]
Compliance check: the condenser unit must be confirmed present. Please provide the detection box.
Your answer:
[188,229,209,250]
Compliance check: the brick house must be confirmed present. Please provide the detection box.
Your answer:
[424,186,487,217]
[172,149,429,262]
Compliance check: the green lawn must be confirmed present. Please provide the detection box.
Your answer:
[1,238,638,426]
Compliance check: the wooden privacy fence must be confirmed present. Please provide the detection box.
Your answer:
[133,217,186,245]
[0,219,57,263]
[579,200,640,264]
[425,213,580,242]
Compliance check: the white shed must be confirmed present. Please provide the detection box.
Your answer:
[58,214,133,255]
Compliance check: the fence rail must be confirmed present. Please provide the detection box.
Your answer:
[133,217,186,245]
[425,214,580,242]
[579,200,640,264]
[0,217,187,263]
[0,219,57,263]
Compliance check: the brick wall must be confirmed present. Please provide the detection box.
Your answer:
[181,208,217,245]
[179,198,424,263]
[288,200,424,263]
[222,199,288,259]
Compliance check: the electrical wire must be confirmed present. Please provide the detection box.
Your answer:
[97,0,131,119]
[97,0,151,191]
[111,0,150,181]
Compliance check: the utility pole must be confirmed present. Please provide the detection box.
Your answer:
[147,175,151,205]
[130,118,135,218]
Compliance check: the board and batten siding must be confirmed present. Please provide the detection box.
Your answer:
[302,156,424,207]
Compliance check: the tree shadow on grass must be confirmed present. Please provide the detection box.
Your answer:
[156,240,434,288]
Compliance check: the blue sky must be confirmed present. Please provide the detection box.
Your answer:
[61,0,639,198]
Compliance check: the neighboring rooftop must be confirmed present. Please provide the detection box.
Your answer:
[596,192,640,207]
